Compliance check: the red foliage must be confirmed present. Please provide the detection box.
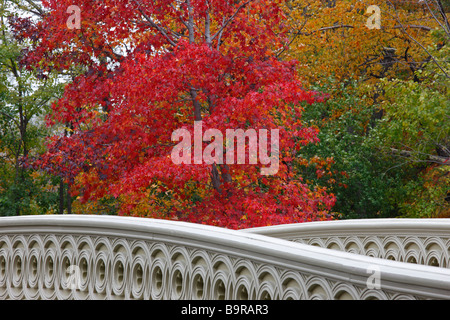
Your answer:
[27,0,336,228]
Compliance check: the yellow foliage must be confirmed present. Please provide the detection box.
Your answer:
[281,0,440,88]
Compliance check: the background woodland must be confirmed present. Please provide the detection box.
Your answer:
[0,0,448,228]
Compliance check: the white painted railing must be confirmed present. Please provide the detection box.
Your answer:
[0,215,449,300]
[243,219,450,269]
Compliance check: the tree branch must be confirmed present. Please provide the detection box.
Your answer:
[389,147,450,166]
[211,0,253,41]
[386,0,450,78]
[131,0,178,47]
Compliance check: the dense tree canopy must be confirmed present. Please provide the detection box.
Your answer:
[1,0,448,224]
[0,0,64,215]
[13,0,339,228]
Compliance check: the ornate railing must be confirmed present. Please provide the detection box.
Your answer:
[243,219,450,269]
[0,215,449,300]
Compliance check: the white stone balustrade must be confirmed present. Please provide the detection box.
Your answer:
[243,219,450,269]
[0,215,449,300]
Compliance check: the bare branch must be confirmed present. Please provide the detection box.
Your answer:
[22,0,44,16]
[0,111,20,128]
[211,0,253,41]
[392,25,432,31]
[205,10,212,48]
[216,16,226,51]
[431,0,450,38]
[385,0,450,78]
[131,0,178,47]
[310,24,355,33]
[186,0,195,44]
[389,148,450,166]
[169,3,189,29]
[275,18,309,58]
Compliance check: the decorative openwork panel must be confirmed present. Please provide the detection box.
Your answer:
[1,216,450,300]
[244,219,450,269]
[288,235,450,268]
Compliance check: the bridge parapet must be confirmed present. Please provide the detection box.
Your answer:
[243,219,450,269]
[1,216,449,300]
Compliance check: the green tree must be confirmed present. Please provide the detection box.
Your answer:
[0,0,63,215]
[288,0,449,219]
[299,79,414,218]
[372,28,450,217]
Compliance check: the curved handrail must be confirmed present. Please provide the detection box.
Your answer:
[242,219,450,268]
[0,215,449,300]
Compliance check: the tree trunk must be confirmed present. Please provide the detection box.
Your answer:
[67,183,72,214]
[59,179,65,214]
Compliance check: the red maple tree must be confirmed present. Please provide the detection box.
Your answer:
[21,0,336,228]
